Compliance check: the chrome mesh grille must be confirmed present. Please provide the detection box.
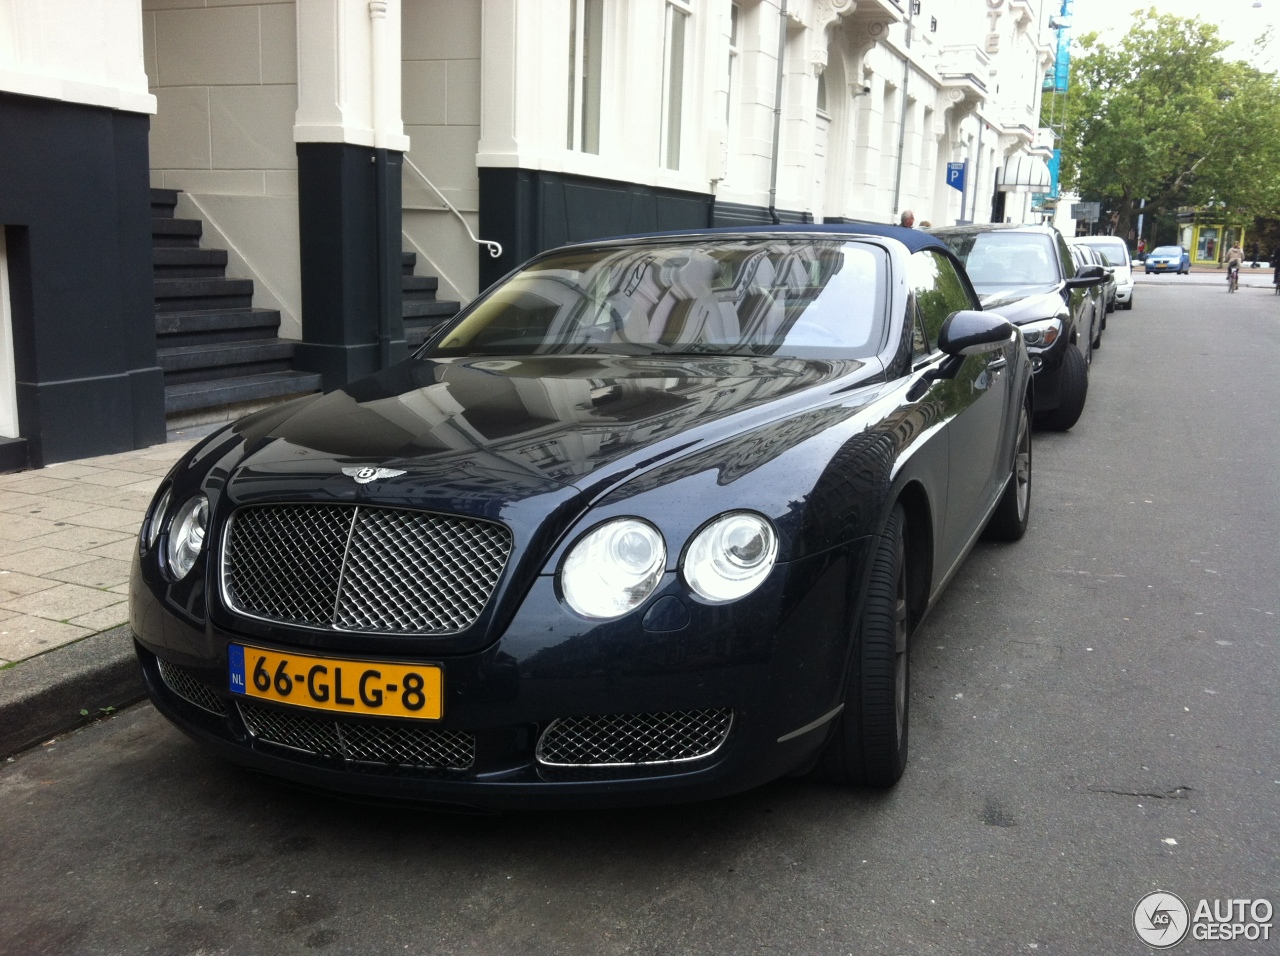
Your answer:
[157,658,226,716]
[340,721,475,768]
[222,504,512,635]
[536,709,734,767]
[237,701,474,770]
[335,508,512,633]
[223,505,351,628]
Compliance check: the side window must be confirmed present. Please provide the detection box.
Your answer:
[1057,233,1076,278]
[908,251,973,352]
[910,303,929,357]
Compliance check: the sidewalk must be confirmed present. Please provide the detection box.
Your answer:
[1136,267,1278,289]
[0,437,196,755]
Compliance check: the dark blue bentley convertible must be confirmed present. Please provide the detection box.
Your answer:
[131,225,1032,809]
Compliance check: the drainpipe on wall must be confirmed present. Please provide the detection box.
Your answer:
[970,121,984,223]
[370,0,394,371]
[767,0,788,225]
[891,0,914,218]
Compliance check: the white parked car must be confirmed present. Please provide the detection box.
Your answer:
[1074,236,1135,311]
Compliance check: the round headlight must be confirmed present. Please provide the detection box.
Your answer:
[165,494,209,581]
[562,518,666,619]
[145,487,171,551]
[683,512,778,603]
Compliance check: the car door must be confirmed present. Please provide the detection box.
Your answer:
[907,251,1011,565]
[1059,234,1093,361]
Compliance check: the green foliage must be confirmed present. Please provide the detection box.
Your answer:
[1049,10,1280,234]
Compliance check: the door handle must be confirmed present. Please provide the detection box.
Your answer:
[988,356,1008,371]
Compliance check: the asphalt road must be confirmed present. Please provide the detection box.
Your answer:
[2,281,1277,956]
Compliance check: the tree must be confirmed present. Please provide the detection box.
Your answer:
[1050,10,1280,241]
[1191,63,1280,223]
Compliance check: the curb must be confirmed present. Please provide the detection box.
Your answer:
[0,625,145,759]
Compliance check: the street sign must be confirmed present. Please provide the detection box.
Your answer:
[1070,201,1100,222]
[946,161,966,193]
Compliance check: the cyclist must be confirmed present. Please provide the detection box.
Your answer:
[1225,242,1244,292]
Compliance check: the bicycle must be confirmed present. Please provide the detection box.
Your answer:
[1227,263,1239,293]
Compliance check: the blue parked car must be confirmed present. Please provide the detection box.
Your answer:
[1145,245,1190,274]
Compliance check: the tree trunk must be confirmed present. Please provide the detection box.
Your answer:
[1114,192,1134,242]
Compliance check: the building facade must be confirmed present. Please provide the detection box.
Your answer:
[1,0,1057,464]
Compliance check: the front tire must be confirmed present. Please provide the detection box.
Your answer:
[1037,343,1088,431]
[984,396,1032,541]
[816,505,910,788]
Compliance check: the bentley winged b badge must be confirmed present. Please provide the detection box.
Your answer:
[342,466,407,484]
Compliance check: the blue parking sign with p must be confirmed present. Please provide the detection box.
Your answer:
[947,162,966,192]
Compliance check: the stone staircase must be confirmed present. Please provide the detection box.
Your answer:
[151,189,461,424]
[400,252,461,347]
[151,188,321,422]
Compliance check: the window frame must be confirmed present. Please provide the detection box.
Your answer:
[661,0,693,171]
[566,0,603,154]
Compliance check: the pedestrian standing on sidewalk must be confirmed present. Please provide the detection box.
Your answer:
[1272,247,1280,293]
[899,210,915,228]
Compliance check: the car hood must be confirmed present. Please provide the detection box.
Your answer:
[220,354,879,515]
[975,285,1065,323]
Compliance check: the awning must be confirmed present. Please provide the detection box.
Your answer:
[995,154,1052,193]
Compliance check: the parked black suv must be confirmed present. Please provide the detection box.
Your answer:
[930,224,1105,430]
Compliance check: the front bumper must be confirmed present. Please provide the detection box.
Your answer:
[131,540,868,809]
[1023,328,1072,412]
[1145,262,1181,273]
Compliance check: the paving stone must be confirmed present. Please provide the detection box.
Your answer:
[87,539,139,562]
[22,526,130,554]
[0,615,93,661]
[0,582,124,621]
[0,538,53,558]
[121,479,165,496]
[40,483,145,506]
[0,513,63,543]
[61,506,146,533]
[74,469,154,489]
[37,464,102,480]
[47,558,132,590]
[140,443,196,461]
[0,475,79,495]
[67,602,129,634]
[0,571,60,601]
[0,548,96,576]
[0,496,97,521]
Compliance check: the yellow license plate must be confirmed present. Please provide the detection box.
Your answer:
[228,644,443,720]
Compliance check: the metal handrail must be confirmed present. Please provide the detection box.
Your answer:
[402,156,503,259]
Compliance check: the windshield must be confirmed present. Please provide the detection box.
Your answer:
[424,239,888,360]
[1152,246,1182,256]
[937,232,1059,288]
[1081,242,1129,267]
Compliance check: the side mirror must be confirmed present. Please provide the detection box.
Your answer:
[937,310,1016,357]
[1065,264,1106,288]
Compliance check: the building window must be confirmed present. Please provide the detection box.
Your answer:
[567,0,603,154]
[725,3,740,127]
[662,0,692,170]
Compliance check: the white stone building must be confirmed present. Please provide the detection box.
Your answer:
[0,0,1056,463]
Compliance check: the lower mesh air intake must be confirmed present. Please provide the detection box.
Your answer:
[536,709,733,767]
